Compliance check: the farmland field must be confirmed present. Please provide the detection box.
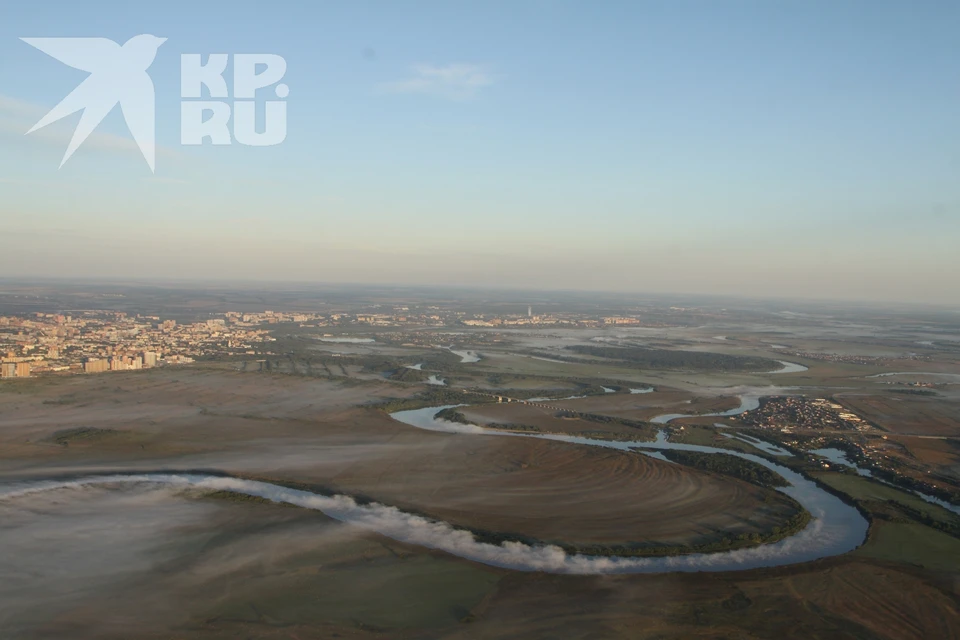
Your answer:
[3,293,960,639]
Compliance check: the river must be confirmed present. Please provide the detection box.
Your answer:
[770,360,808,374]
[386,404,868,573]
[449,349,481,363]
[0,402,870,575]
[650,392,765,424]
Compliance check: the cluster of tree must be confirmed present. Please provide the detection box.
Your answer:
[486,374,507,386]
[810,438,959,506]
[489,387,582,400]
[415,351,468,373]
[202,490,280,506]
[435,408,471,424]
[263,349,464,378]
[889,388,939,396]
[483,373,609,398]
[554,411,659,440]
[868,499,960,538]
[660,450,790,488]
[564,345,780,372]
[388,367,427,382]
[510,508,811,559]
[244,354,357,378]
[578,384,615,396]
[566,377,656,394]
[358,356,405,373]
[492,423,542,432]
[567,430,652,442]
[869,465,960,506]
[370,389,493,413]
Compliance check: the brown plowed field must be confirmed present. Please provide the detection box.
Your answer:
[837,393,960,436]
[442,559,960,640]
[0,368,798,548]
[324,432,799,547]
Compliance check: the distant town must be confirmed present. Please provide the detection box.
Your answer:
[737,396,872,433]
[0,307,671,379]
[0,311,278,378]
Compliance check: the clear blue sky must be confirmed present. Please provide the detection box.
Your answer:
[1,1,958,303]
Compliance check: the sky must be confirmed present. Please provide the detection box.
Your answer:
[0,1,958,304]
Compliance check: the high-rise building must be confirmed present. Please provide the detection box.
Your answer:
[15,362,30,378]
[528,306,532,317]
[143,351,158,368]
[1,363,16,379]
[84,358,109,373]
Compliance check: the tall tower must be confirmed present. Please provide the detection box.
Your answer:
[528,305,532,318]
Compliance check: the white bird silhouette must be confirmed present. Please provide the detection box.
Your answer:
[21,34,167,171]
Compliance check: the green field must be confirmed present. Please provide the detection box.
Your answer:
[856,521,960,571]
[666,425,760,454]
[812,472,960,527]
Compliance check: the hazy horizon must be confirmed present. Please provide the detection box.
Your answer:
[2,276,959,313]
[2,1,958,304]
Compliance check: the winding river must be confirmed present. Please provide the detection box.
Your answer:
[385,404,868,573]
[0,392,872,576]
[651,391,766,424]
[770,360,808,374]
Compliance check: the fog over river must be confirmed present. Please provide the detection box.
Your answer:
[0,387,872,577]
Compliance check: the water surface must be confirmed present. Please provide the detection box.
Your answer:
[449,349,481,363]
[769,361,808,374]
